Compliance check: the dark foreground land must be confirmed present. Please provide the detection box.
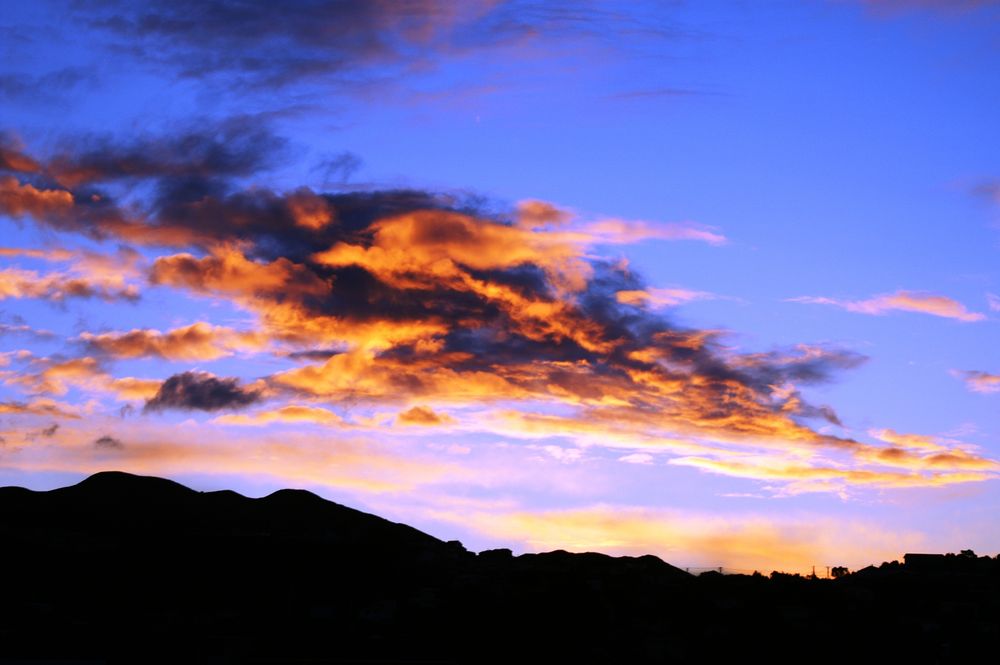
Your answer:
[1,472,997,664]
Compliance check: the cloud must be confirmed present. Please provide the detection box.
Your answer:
[94,434,124,449]
[857,0,1000,13]
[44,118,289,187]
[0,266,140,303]
[790,291,985,322]
[311,151,363,188]
[0,176,75,219]
[1,352,162,403]
[869,428,946,451]
[618,453,654,465]
[0,135,42,173]
[0,67,97,104]
[569,218,726,246]
[0,315,53,340]
[0,246,144,304]
[80,323,266,361]
[76,0,658,93]
[4,120,994,494]
[616,287,716,308]
[143,371,262,413]
[397,405,454,426]
[214,405,344,427]
[0,399,80,419]
[5,356,106,396]
[669,456,995,494]
[953,370,1000,394]
[988,293,1000,312]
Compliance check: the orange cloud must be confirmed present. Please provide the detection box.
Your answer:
[0,176,74,218]
[516,199,571,229]
[7,356,105,396]
[4,355,160,401]
[397,405,454,426]
[273,348,525,404]
[286,189,335,230]
[106,377,162,400]
[214,405,345,427]
[312,209,592,292]
[80,322,267,361]
[790,291,985,322]
[0,398,81,419]
[151,245,328,298]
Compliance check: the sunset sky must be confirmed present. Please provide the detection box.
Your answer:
[1,0,998,574]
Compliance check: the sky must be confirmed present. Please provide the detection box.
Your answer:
[1,0,998,574]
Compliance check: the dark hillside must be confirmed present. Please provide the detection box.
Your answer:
[1,472,996,663]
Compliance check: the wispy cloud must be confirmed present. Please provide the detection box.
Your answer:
[615,287,717,308]
[953,370,1000,394]
[77,0,680,97]
[790,291,985,322]
[857,0,1000,14]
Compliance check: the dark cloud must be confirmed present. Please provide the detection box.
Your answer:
[285,349,343,362]
[40,423,60,437]
[0,67,97,104]
[144,371,262,413]
[76,0,670,92]
[45,117,289,187]
[94,434,124,449]
[311,151,363,188]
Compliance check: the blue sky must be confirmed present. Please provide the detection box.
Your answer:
[1,0,998,572]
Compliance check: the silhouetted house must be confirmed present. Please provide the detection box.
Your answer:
[904,553,947,571]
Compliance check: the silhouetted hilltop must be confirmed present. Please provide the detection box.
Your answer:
[1,472,997,664]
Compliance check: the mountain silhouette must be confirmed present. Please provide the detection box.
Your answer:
[1,472,997,663]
